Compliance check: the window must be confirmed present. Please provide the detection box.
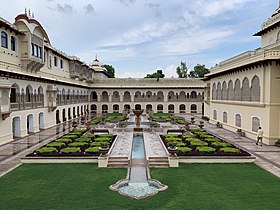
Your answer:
[252,117,260,132]
[213,110,217,120]
[60,59,63,69]
[49,56,52,68]
[38,47,42,58]
[223,112,228,123]
[31,43,42,58]
[1,31,8,48]
[31,43,35,56]
[235,114,241,127]
[54,57,57,67]
[11,36,16,51]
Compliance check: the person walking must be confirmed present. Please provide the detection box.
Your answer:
[256,126,264,146]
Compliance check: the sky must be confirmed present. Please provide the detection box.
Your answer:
[0,0,278,78]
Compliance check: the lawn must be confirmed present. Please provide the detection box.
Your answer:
[0,163,279,210]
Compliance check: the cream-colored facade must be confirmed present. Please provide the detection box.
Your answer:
[0,12,205,145]
[204,5,280,145]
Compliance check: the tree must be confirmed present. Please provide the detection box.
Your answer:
[103,64,115,78]
[176,61,188,78]
[145,70,165,79]
[188,64,209,78]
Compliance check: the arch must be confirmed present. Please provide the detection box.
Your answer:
[146,104,153,112]
[62,109,66,121]
[241,77,250,101]
[112,91,120,102]
[191,104,197,113]
[1,31,8,48]
[251,76,260,102]
[123,91,131,102]
[146,91,152,99]
[2,89,9,106]
[26,85,33,102]
[213,110,217,120]
[91,104,97,113]
[235,114,241,127]
[101,91,109,102]
[252,117,260,132]
[168,104,174,113]
[61,88,65,103]
[10,83,20,103]
[113,104,119,113]
[77,106,80,116]
[179,104,186,113]
[135,104,142,110]
[68,107,71,119]
[56,110,60,124]
[234,79,241,101]
[167,91,175,102]
[221,81,227,100]
[227,80,234,101]
[39,112,45,130]
[178,91,186,101]
[212,83,216,100]
[157,104,163,113]
[37,86,44,102]
[134,91,141,102]
[12,116,21,138]
[223,111,228,123]
[102,104,108,113]
[124,104,131,113]
[157,91,164,102]
[27,114,34,133]
[216,82,221,100]
[190,91,197,99]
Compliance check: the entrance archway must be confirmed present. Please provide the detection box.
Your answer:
[12,117,21,138]
[56,110,60,124]
[39,112,45,130]
[27,114,34,133]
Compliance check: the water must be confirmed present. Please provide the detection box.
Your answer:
[110,133,168,199]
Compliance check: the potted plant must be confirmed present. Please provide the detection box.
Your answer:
[167,141,178,155]
[236,129,245,137]
[190,117,195,124]
[275,139,280,147]
[199,121,204,129]
[99,141,110,155]
[72,120,78,129]
[216,122,222,128]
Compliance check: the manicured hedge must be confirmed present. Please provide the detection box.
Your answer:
[85,147,100,154]
[94,137,111,142]
[178,147,192,153]
[55,138,72,143]
[62,135,78,140]
[68,142,88,147]
[35,147,57,155]
[98,134,113,138]
[182,134,195,139]
[164,134,179,138]
[211,141,231,147]
[176,142,186,147]
[165,137,182,142]
[204,137,219,142]
[220,147,240,153]
[185,138,200,142]
[60,147,80,154]
[190,140,208,147]
[46,142,65,148]
[196,147,216,153]
[76,137,92,142]
[90,142,101,147]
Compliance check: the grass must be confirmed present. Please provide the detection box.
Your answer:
[0,164,279,210]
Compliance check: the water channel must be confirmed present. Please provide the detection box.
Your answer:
[110,133,168,199]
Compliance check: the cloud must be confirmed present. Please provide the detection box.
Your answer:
[48,3,76,16]
[116,0,136,6]
[145,2,161,17]
[84,4,96,15]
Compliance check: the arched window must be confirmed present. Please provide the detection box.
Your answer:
[112,91,120,102]
[113,104,119,112]
[223,112,227,123]
[234,79,241,101]
[217,82,222,100]
[101,91,109,102]
[168,91,175,101]
[228,80,234,101]
[212,83,216,100]
[222,81,227,100]
[190,91,197,99]
[252,117,260,132]
[26,85,33,102]
[11,36,16,51]
[213,110,217,120]
[10,83,19,103]
[251,76,260,102]
[179,91,186,101]
[37,86,43,102]
[241,77,250,101]
[134,91,141,102]
[235,114,241,127]
[102,104,108,113]
[191,104,197,113]
[179,104,186,113]
[91,91,98,101]
[123,91,131,102]
[157,104,163,113]
[1,31,8,48]
[168,104,174,113]
[157,91,164,101]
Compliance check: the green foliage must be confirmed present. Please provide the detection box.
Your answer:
[83,134,95,138]
[100,141,109,148]
[190,128,203,133]
[182,134,195,139]
[188,64,209,78]
[90,142,101,147]
[185,138,200,142]
[211,141,231,147]
[190,140,208,147]
[98,134,113,138]
[176,61,188,78]
[94,137,112,142]
[76,137,92,142]
[46,142,65,148]
[55,138,72,143]
[165,137,182,142]
[62,135,78,140]
[178,147,192,153]
[176,119,187,124]
[196,146,216,153]
[176,142,186,147]
[68,130,85,135]
[163,134,179,138]
[167,141,178,148]
[85,147,100,154]
[60,147,80,154]
[35,147,57,155]
[204,137,219,142]
[103,64,115,78]
[68,142,88,147]
[145,69,165,78]
[220,147,240,153]
[90,117,101,125]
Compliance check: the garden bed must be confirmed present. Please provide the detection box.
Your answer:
[149,113,187,124]
[27,129,116,157]
[160,128,251,157]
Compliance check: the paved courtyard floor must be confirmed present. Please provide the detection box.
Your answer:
[0,114,280,180]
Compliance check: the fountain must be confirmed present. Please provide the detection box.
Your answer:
[110,133,168,199]
[132,109,144,132]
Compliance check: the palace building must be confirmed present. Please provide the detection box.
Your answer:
[0,11,204,145]
[204,4,280,145]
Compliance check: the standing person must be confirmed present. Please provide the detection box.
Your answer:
[256,126,264,146]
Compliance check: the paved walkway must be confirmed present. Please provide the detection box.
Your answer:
[188,114,280,179]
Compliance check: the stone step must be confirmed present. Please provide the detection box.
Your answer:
[148,163,169,168]
[107,156,129,168]
[148,156,169,168]
[107,163,129,168]
[148,156,168,160]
